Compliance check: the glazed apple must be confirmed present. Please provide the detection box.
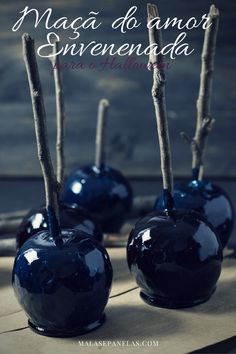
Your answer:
[155,179,234,248]
[16,203,103,249]
[127,208,222,308]
[13,229,113,337]
[17,33,113,337]
[126,3,223,309]
[62,164,133,233]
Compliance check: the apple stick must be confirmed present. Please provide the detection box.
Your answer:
[147,3,174,208]
[50,41,65,186]
[181,5,219,180]
[95,99,109,169]
[22,33,62,245]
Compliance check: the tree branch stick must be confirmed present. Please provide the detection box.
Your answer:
[22,33,61,242]
[192,4,219,176]
[51,41,65,186]
[147,3,173,194]
[95,99,109,169]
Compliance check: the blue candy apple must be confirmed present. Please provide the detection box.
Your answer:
[62,164,133,233]
[62,99,133,234]
[127,206,222,308]
[13,228,113,337]
[16,203,103,249]
[155,173,234,248]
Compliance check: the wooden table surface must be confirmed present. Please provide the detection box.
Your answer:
[1,246,236,354]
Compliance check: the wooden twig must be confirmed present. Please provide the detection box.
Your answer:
[51,41,65,186]
[180,131,202,158]
[147,3,173,194]
[22,33,61,243]
[95,99,109,169]
[182,5,219,180]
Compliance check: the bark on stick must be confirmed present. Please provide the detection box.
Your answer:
[147,3,173,194]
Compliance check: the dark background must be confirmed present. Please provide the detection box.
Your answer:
[0,0,235,177]
[0,0,236,249]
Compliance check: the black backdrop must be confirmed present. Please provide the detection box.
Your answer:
[0,0,235,177]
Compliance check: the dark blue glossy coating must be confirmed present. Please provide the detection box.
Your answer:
[62,164,133,233]
[16,203,103,249]
[155,180,234,248]
[12,229,113,337]
[127,209,222,308]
